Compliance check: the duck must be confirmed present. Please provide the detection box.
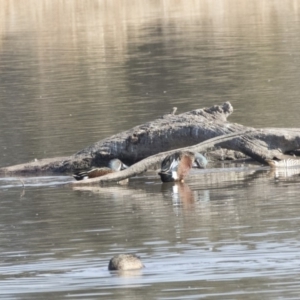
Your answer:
[108,253,144,271]
[158,151,207,183]
[73,158,128,181]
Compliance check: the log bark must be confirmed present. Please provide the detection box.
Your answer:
[1,102,300,178]
[70,127,300,186]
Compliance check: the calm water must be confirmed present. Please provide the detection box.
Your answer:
[1,0,300,299]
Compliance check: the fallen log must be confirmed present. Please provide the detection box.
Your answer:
[70,128,300,185]
[70,129,256,186]
[1,102,300,177]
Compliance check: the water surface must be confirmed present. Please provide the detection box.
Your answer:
[1,1,300,299]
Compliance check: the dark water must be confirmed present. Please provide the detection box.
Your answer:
[1,1,300,299]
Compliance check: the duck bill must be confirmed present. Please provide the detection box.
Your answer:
[121,163,128,170]
[193,161,199,168]
[193,160,204,168]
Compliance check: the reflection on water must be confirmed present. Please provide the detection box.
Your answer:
[1,167,300,299]
[268,166,300,180]
[1,0,300,299]
[1,0,300,165]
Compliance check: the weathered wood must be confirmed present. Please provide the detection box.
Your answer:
[70,129,256,186]
[70,127,300,185]
[1,102,300,177]
[71,128,300,186]
[0,102,235,174]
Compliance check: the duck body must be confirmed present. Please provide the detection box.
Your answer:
[158,151,207,183]
[108,254,144,271]
[73,167,113,180]
[73,159,127,181]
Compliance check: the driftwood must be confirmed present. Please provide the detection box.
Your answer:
[1,102,300,183]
